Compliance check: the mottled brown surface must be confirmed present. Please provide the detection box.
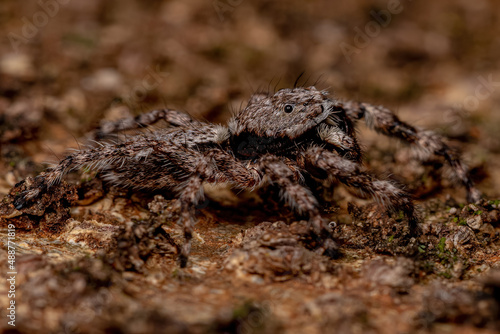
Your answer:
[1,0,500,333]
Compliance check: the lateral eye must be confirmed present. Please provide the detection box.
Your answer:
[284,104,294,113]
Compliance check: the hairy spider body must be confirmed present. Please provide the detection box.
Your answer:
[12,86,480,267]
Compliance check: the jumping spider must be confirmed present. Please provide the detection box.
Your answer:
[11,86,481,267]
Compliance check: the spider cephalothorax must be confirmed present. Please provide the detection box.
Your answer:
[229,88,361,162]
[8,86,481,267]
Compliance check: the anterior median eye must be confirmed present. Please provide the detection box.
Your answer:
[284,105,294,113]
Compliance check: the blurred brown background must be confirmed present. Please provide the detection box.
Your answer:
[1,0,499,191]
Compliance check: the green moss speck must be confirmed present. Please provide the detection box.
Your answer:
[440,271,452,279]
[437,237,446,253]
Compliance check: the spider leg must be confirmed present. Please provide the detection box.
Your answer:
[13,133,220,267]
[172,148,269,267]
[175,173,204,268]
[211,151,262,189]
[172,148,266,267]
[257,155,338,257]
[13,136,176,208]
[94,109,194,139]
[318,121,362,162]
[341,101,481,203]
[303,146,420,236]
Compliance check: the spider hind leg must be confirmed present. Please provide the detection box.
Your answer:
[94,108,194,139]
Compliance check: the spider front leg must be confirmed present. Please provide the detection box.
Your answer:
[94,108,194,139]
[342,101,481,203]
[303,146,420,236]
[257,155,338,257]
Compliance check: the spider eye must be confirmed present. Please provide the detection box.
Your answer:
[284,105,294,113]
